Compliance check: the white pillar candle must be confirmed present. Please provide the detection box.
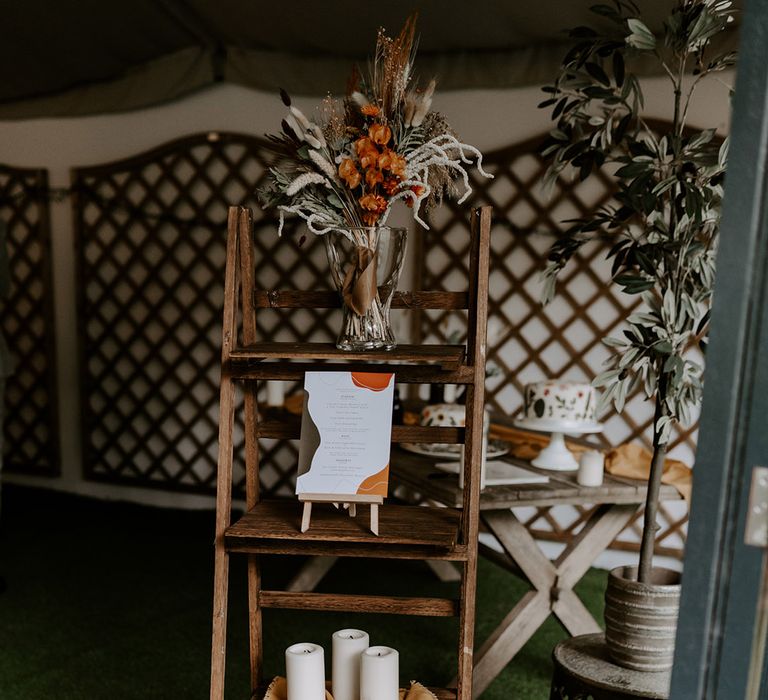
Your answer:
[267,380,285,407]
[443,384,457,403]
[578,450,605,487]
[285,643,326,700]
[360,646,399,700]
[332,629,369,700]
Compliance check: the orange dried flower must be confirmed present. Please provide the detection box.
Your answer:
[368,123,392,146]
[338,158,361,189]
[388,153,407,178]
[365,168,384,189]
[361,104,380,117]
[359,193,387,214]
[406,184,425,208]
[381,177,400,196]
[377,149,407,178]
[359,191,388,226]
[355,137,375,155]
[355,136,381,168]
[377,149,393,171]
[359,149,378,170]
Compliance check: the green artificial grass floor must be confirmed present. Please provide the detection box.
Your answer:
[0,485,607,699]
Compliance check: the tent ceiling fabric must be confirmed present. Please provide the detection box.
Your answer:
[1,0,741,119]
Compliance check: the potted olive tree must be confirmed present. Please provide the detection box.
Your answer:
[539,0,736,671]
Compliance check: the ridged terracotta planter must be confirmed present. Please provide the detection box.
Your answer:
[604,565,681,672]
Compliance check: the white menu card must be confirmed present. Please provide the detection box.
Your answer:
[296,371,395,498]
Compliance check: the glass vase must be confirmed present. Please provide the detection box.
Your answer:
[325,226,407,351]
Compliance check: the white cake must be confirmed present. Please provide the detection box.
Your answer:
[523,381,596,423]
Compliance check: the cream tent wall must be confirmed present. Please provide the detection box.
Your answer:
[0,74,733,509]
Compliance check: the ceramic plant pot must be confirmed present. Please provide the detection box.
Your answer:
[604,565,681,672]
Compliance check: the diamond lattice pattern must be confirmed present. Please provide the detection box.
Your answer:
[73,133,337,496]
[0,164,59,476]
[416,135,695,557]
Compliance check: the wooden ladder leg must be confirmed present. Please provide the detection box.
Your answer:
[210,376,237,700]
[348,503,357,517]
[238,207,263,694]
[247,556,262,692]
[456,557,480,700]
[210,545,230,700]
[370,503,379,536]
[456,207,491,700]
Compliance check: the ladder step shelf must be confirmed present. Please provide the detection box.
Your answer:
[224,500,465,560]
[227,361,475,384]
[229,342,466,369]
[259,590,460,617]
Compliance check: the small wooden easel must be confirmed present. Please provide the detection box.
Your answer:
[299,493,384,535]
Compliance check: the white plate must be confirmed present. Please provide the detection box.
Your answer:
[434,460,549,485]
[400,440,509,460]
[513,417,604,434]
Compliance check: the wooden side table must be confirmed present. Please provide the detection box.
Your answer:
[390,448,682,697]
[550,634,670,699]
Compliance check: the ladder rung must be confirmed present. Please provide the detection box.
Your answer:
[255,422,464,444]
[254,290,469,310]
[259,590,460,617]
[227,362,475,384]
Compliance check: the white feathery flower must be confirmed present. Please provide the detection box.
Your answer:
[278,206,338,236]
[309,150,337,179]
[286,107,326,148]
[285,112,304,138]
[404,99,416,126]
[307,123,327,148]
[407,134,494,180]
[395,131,494,226]
[285,172,329,196]
[391,192,429,228]
[380,177,433,229]
[290,106,312,130]
[410,79,436,127]
[350,91,370,107]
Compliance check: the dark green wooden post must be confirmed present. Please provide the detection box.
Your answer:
[671,0,768,696]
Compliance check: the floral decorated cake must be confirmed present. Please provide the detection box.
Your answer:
[523,381,596,423]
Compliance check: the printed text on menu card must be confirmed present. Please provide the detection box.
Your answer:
[296,372,395,497]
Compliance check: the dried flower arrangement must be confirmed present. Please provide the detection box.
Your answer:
[257,15,492,238]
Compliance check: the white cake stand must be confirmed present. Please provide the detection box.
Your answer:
[513,416,603,471]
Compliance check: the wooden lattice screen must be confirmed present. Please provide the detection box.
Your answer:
[0,164,59,476]
[414,133,696,557]
[72,132,338,495]
[71,129,693,555]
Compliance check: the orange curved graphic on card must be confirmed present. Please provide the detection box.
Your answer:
[356,464,389,496]
[351,372,393,392]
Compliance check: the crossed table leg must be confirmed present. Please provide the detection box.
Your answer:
[469,502,639,698]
